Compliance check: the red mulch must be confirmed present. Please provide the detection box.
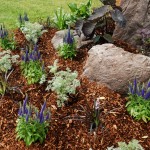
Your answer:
[0,28,150,150]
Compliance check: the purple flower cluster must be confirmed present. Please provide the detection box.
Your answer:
[63,27,74,45]
[22,44,41,62]
[18,95,51,123]
[129,78,150,100]
[18,13,29,24]
[0,25,8,39]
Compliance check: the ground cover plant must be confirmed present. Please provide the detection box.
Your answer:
[0,0,150,150]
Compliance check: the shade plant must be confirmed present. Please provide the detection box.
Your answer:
[58,27,77,59]
[21,45,45,84]
[126,78,150,122]
[75,0,126,43]
[16,95,51,146]
[0,24,16,50]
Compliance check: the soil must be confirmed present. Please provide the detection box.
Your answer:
[0,28,150,150]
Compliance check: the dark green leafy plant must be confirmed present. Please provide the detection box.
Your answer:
[126,78,150,122]
[53,7,70,30]
[58,27,77,59]
[0,24,16,50]
[75,0,126,43]
[21,45,45,84]
[16,95,51,146]
[68,0,92,24]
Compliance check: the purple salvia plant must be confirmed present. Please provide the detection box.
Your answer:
[129,78,150,100]
[39,101,46,123]
[63,26,74,45]
[24,13,29,21]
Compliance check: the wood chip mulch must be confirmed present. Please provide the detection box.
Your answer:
[0,28,150,150]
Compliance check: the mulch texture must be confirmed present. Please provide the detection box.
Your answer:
[0,28,149,150]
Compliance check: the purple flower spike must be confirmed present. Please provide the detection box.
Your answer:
[24,13,29,21]
[26,114,29,122]
[39,101,46,123]
[34,44,38,52]
[147,80,150,89]
[144,90,150,100]
[45,112,51,121]
[63,26,74,45]
[18,107,23,116]
[133,78,137,94]
[23,95,28,114]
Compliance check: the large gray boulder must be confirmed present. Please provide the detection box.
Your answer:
[113,0,150,49]
[82,44,150,93]
[51,30,93,50]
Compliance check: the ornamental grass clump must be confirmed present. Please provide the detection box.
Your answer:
[126,78,150,122]
[21,45,45,84]
[58,27,77,59]
[16,95,51,146]
[0,24,16,50]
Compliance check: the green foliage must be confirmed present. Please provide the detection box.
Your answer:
[52,7,70,30]
[16,97,50,146]
[20,22,47,44]
[46,62,80,107]
[58,43,77,59]
[0,50,19,96]
[68,0,92,23]
[126,94,150,122]
[21,60,45,84]
[107,139,144,150]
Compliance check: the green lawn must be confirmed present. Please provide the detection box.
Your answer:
[0,0,100,29]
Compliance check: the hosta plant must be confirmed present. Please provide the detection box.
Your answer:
[46,60,80,107]
[126,78,150,122]
[107,139,144,150]
[16,95,51,146]
[21,45,45,84]
[0,50,20,96]
[75,0,126,43]
[58,27,77,59]
[20,21,47,45]
[0,25,16,50]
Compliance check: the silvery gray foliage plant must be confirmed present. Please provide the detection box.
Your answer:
[46,59,80,107]
[20,21,47,44]
[107,139,144,150]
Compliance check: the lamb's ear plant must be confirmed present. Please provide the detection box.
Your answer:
[21,45,45,84]
[126,78,150,122]
[46,60,80,107]
[16,95,51,146]
[0,24,16,50]
[20,21,47,45]
[58,27,77,59]
[0,50,22,96]
[107,139,144,150]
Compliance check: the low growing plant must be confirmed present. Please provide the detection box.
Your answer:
[0,50,20,96]
[46,60,80,107]
[107,139,144,150]
[16,95,51,146]
[58,27,77,59]
[0,24,16,50]
[126,78,150,122]
[20,21,47,45]
[21,45,45,84]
